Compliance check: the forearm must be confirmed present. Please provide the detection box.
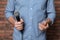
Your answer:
[47,0,56,25]
[8,16,15,26]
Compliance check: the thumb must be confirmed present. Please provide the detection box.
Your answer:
[41,21,47,26]
[20,19,24,23]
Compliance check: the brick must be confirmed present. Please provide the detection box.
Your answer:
[0,0,60,40]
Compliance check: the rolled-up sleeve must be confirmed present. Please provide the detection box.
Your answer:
[47,0,56,25]
[5,0,15,19]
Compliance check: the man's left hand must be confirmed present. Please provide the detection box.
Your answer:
[39,21,49,31]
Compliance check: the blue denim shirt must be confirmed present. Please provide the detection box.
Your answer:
[5,0,56,40]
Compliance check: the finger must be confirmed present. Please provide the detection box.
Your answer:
[39,23,49,31]
[15,22,20,24]
[46,24,49,28]
[15,24,23,28]
[15,22,23,25]
[41,21,47,26]
[39,23,44,30]
[39,25,44,31]
[39,23,45,28]
[16,28,23,30]
[39,23,48,31]
[17,27,23,30]
[16,25,23,27]
[42,24,49,30]
[20,19,24,23]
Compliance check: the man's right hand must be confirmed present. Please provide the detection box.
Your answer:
[15,19,24,30]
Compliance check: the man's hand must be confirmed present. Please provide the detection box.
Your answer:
[15,19,24,30]
[39,18,51,31]
[39,21,49,31]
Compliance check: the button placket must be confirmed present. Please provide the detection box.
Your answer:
[28,0,33,39]
[31,8,32,10]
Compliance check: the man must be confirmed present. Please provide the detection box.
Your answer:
[5,0,56,40]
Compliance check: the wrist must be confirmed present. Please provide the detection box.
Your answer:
[45,18,52,24]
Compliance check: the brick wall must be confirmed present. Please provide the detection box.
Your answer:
[0,0,60,40]
[0,0,13,40]
[47,0,60,40]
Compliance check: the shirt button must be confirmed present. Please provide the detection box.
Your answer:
[30,8,32,10]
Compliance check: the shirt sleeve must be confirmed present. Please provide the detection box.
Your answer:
[47,0,56,25]
[5,0,15,19]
